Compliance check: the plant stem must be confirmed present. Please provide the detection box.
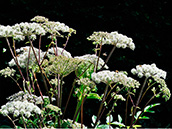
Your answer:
[132,94,156,126]
[130,77,148,127]
[28,37,52,103]
[6,115,17,129]
[100,45,116,71]
[61,34,70,55]
[94,84,109,127]
[5,37,25,81]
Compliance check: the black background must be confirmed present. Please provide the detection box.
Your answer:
[0,0,171,127]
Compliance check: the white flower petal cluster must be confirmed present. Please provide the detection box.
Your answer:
[91,70,140,88]
[48,47,72,58]
[131,63,167,79]
[0,25,14,37]
[8,46,45,68]
[0,100,41,118]
[43,21,76,36]
[87,31,135,50]
[0,67,16,78]
[0,22,46,41]
[74,54,108,69]
[7,91,55,104]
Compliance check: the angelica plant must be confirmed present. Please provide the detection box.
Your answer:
[0,15,171,128]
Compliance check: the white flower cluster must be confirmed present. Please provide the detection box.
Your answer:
[0,67,16,77]
[0,22,46,41]
[31,15,49,23]
[87,31,135,50]
[91,70,140,88]
[0,100,41,118]
[9,46,45,68]
[0,25,13,37]
[43,21,76,36]
[131,63,167,79]
[48,47,72,58]
[63,119,87,129]
[7,91,55,104]
[74,54,109,69]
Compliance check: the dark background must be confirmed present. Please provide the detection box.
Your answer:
[0,0,171,128]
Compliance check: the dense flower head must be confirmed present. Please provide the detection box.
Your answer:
[8,46,45,69]
[74,54,109,70]
[7,91,55,104]
[91,70,140,88]
[47,47,72,58]
[42,21,76,37]
[0,67,16,78]
[0,100,41,118]
[87,31,135,50]
[131,63,167,79]
[0,22,46,41]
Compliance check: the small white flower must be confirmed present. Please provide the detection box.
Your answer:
[1,110,8,116]
[24,111,31,118]
[13,110,20,117]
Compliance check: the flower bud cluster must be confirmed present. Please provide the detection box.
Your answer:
[63,119,87,129]
[91,70,140,88]
[152,76,171,101]
[47,47,72,58]
[87,31,135,50]
[74,54,109,70]
[0,100,41,118]
[31,15,49,23]
[111,93,126,101]
[0,67,16,78]
[8,46,45,68]
[131,63,167,79]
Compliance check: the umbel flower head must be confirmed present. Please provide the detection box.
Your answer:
[31,15,49,23]
[0,67,16,78]
[44,55,83,77]
[131,63,167,79]
[74,54,109,70]
[47,47,72,58]
[87,31,135,50]
[8,46,45,69]
[0,100,41,118]
[91,70,140,89]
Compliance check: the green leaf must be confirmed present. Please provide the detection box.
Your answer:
[118,114,122,123]
[144,103,160,113]
[139,116,149,119]
[106,115,113,123]
[92,115,97,124]
[87,93,101,100]
[111,121,125,127]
